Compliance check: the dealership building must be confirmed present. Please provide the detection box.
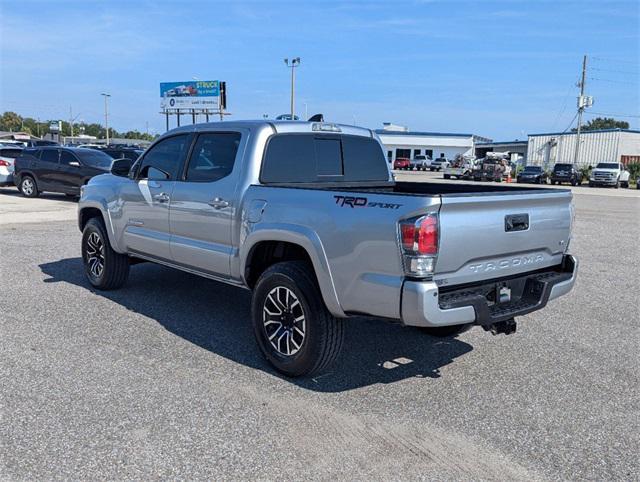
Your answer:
[526,128,640,168]
[375,123,491,162]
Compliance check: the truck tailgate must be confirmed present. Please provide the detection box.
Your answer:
[434,190,572,287]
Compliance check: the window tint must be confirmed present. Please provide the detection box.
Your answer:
[185,133,241,182]
[0,148,22,158]
[40,149,59,163]
[596,163,619,169]
[315,138,342,176]
[139,135,189,181]
[59,151,78,165]
[76,150,113,169]
[261,134,389,183]
[341,135,389,180]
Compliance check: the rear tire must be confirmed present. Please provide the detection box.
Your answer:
[19,176,38,198]
[251,261,344,377]
[82,217,129,290]
[419,324,471,337]
[443,174,450,179]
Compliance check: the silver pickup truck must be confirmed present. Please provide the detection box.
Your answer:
[78,121,578,377]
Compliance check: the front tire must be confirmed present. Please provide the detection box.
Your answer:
[19,176,38,198]
[251,261,344,377]
[82,217,129,290]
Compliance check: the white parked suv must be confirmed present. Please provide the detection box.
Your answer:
[589,162,630,188]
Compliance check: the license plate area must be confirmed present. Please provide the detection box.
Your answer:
[438,264,573,324]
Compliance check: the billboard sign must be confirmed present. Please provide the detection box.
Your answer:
[160,80,220,110]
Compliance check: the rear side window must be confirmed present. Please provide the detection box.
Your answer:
[0,148,22,158]
[261,134,389,183]
[40,149,59,163]
[185,132,241,182]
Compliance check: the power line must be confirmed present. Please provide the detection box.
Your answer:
[588,77,637,85]
[590,67,638,76]
[551,77,579,130]
[584,111,640,119]
[591,56,638,65]
[562,111,579,134]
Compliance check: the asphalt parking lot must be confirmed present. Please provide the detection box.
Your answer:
[1,178,638,480]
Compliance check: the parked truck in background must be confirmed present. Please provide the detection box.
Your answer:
[78,120,578,377]
[588,162,630,188]
[443,155,477,180]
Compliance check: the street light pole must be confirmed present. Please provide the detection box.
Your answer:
[101,93,111,146]
[284,57,301,119]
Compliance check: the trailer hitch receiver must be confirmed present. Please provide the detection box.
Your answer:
[484,318,517,335]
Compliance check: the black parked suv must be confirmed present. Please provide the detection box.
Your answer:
[14,147,113,198]
[516,165,548,184]
[551,163,582,186]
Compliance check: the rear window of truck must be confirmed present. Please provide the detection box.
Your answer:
[260,134,389,183]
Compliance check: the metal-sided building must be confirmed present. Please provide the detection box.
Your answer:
[375,123,491,162]
[527,129,640,168]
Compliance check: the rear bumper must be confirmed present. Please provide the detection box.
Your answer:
[401,255,578,327]
[0,173,14,186]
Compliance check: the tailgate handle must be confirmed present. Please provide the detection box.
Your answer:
[505,213,529,232]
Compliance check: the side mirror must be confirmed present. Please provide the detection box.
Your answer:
[111,158,134,177]
[69,161,80,167]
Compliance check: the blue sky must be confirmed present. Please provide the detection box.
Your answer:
[1,0,638,140]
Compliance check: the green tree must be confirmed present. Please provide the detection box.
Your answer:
[573,117,629,132]
[0,111,23,132]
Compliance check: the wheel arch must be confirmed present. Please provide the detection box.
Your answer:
[241,225,344,317]
[78,202,120,252]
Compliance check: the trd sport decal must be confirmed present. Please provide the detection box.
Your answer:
[333,195,402,210]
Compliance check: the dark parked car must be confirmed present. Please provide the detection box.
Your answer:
[551,163,582,186]
[100,147,144,161]
[517,165,548,184]
[14,147,113,198]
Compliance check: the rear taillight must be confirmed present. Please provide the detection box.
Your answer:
[0,159,10,167]
[399,214,439,278]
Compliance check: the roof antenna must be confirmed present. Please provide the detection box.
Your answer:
[308,113,324,122]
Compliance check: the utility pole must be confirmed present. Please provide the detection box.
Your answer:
[101,93,111,145]
[69,106,73,137]
[284,57,301,119]
[573,55,588,165]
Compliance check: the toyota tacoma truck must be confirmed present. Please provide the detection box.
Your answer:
[78,121,578,377]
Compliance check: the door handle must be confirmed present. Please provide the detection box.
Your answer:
[208,197,230,209]
[153,192,170,203]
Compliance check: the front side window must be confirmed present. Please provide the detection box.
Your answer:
[185,132,241,182]
[139,135,189,181]
[40,149,59,163]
